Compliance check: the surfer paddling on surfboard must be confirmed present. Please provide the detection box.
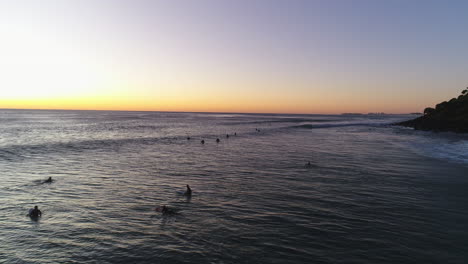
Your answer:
[155,205,177,215]
[43,177,53,183]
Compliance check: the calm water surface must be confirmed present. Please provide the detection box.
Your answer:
[0,110,467,263]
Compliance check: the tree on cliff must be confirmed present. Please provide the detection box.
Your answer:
[423,107,435,116]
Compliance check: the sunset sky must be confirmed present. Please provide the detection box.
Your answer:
[1,0,467,114]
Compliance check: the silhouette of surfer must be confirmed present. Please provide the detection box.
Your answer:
[43,177,53,183]
[28,206,42,218]
[156,205,176,215]
[184,185,192,196]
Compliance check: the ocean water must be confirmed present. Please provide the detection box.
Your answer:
[0,110,467,264]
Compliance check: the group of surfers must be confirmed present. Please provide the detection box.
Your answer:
[191,132,237,145]
[28,179,192,219]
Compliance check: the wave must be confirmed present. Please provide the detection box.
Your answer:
[0,134,211,162]
[290,122,392,129]
[223,118,342,126]
[404,133,468,165]
[429,142,468,164]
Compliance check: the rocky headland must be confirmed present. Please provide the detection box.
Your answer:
[397,87,468,133]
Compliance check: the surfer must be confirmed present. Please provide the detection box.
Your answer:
[184,184,192,196]
[201,140,205,144]
[305,161,311,167]
[226,134,229,138]
[156,205,176,215]
[28,206,42,218]
[43,177,53,183]
[216,138,220,143]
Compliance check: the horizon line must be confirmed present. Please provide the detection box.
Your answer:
[0,107,419,116]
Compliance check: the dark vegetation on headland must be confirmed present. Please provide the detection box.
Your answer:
[397,87,468,133]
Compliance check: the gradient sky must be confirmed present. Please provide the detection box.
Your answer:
[1,0,467,114]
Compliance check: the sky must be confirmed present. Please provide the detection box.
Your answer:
[0,0,467,114]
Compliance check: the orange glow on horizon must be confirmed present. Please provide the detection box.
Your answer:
[0,95,426,114]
